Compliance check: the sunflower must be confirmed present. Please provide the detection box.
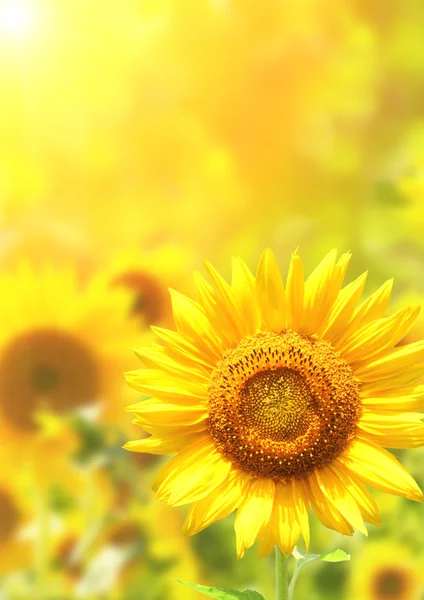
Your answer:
[0,263,140,481]
[0,474,32,574]
[106,246,193,330]
[347,539,423,600]
[125,249,424,558]
[51,470,201,600]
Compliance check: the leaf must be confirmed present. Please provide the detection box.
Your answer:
[319,549,350,563]
[291,547,350,574]
[177,581,265,600]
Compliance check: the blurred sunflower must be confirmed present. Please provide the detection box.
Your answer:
[0,475,32,574]
[51,475,201,600]
[126,249,424,558]
[100,502,202,600]
[107,246,193,330]
[347,539,422,600]
[0,263,140,481]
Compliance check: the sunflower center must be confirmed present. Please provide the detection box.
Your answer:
[0,328,100,431]
[0,490,20,541]
[240,369,315,441]
[208,330,361,481]
[373,567,411,600]
[32,364,60,393]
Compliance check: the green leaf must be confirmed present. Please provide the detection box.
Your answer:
[177,581,265,600]
[292,547,350,564]
[319,549,350,563]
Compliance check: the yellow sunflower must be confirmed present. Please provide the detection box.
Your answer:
[50,470,201,600]
[0,474,32,574]
[125,250,424,558]
[347,539,423,600]
[0,263,140,480]
[106,246,193,330]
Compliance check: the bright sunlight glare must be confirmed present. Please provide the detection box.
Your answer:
[0,0,35,39]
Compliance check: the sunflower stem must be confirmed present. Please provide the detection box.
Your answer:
[275,546,289,600]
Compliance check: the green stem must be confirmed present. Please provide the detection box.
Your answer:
[275,546,289,600]
[288,565,300,600]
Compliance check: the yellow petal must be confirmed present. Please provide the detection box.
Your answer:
[361,386,424,412]
[204,260,246,339]
[151,325,215,370]
[358,411,424,448]
[339,306,420,365]
[134,345,210,384]
[355,341,424,382]
[257,518,276,559]
[334,278,393,347]
[256,248,287,332]
[125,369,207,403]
[153,437,232,506]
[170,289,224,359]
[123,431,202,455]
[234,477,275,559]
[272,482,302,556]
[305,476,354,536]
[231,256,261,334]
[193,272,239,349]
[328,463,381,526]
[291,478,310,552]
[303,250,351,335]
[322,272,367,343]
[360,365,424,396]
[286,252,304,330]
[183,469,248,535]
[313,468,367,534]
[336,438,423,502]
[128,399,208,427]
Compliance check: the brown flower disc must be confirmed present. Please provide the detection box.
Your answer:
[0,489,20,541]
[0,329,100,430]
[208,330,361,481]
[372,566,414,600]
[112,270,168,325]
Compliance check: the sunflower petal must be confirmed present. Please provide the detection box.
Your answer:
[361,385,424,411]
[337,438,423,502]
[323,272,367,343]
[305,476,354,536]
[334,278,393,346]
[169,289,223,359]
[151,325,215,369]
[286,252,304,329]
[256,248,287,332]
[134,345,210,383]
[204,260,246,339]
[313,467,367,534]
[272,482,302,556]
[125,369,207,403]
[123,431,203,455]
[257,518,275,559]
[153,437,232,506]
[328,463,381,526]
[127,399,208,427]
[355,341,424,382]
[303,250,351,335]
[292,479,310,552]
[358,411,424,448]
[234,478,275,558]
[231,256,260,334]
[339,306,420,365]
[182,469,248,536]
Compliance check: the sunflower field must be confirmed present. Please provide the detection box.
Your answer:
[1,2,424,600]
